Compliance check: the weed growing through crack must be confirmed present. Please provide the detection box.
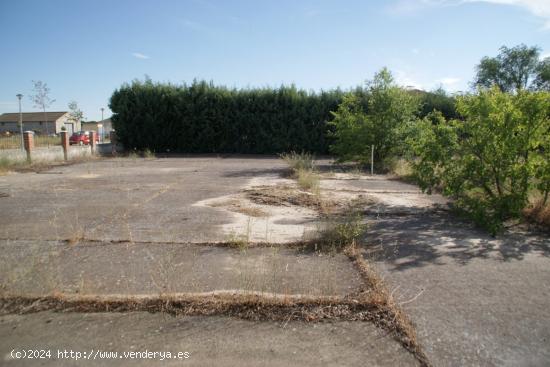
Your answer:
[280,151,321,193]
[280,151,315,171]
[306,210,367,253]
[226,217,252,251]
[226,231,249,251]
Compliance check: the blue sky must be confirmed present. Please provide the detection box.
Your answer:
[1,0,549,120]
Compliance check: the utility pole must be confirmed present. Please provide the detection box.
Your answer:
[16,94,23,151]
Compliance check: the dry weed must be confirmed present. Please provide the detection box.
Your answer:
[523,198,550,228]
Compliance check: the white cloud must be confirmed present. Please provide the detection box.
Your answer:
[541,51,550,59]
[435,77,462,90]
[395,70,424,89]
[437,77,461,85]
[462,0,550,29]
[132,52,150,59]
[389,0,550,29]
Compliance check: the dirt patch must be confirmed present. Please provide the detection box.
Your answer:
[246,184,324,209]
[245,184,375,215]
[210,198,269,217]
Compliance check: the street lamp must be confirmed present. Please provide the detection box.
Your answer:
[100,107,104,142]
[16,94,23,151]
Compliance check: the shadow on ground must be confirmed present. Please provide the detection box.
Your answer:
[365,210,550,271]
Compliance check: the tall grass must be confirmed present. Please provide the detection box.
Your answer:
[280,151,315,171]
[280,151,320,192]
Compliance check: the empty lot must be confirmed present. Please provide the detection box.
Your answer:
[1,156,549,366]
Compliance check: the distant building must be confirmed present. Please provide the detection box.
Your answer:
[82,118,113,137]
[0,112,81,135]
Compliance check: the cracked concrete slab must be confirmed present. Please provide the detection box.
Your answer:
[0,157,293,243]
[363,179,550,367]
[0,312,420,366]
[0,239,363,297]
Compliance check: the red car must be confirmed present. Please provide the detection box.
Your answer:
[69,131,99,145]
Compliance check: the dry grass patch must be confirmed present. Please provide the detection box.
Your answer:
[246,184,328,212]
[0,154,101,175]
[344,245,429,366]
[523,198,550,229]
[210,198,269,218]
[0,291,429,366]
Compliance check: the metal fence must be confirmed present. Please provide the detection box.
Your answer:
[0,135,61,150]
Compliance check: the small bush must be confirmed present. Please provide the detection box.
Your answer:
[280,151,315,172]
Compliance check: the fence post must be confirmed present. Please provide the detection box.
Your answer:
[89,131,97,155]
[60,131,69,161]
[370,145,374,176]
[23,131,34,163]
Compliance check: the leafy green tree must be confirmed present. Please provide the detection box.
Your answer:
[329,68,418,165]
[409,87,550,233]
[475,44,549,92]
[417,88,458,120]
[533,57,550,91]
[327,94,370,162]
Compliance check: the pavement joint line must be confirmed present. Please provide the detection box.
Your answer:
[0,237,309,248]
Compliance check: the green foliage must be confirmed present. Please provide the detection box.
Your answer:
[417,88,459,120]
[329,68,419,165]
[327,94,370,162]
[314,210,366,252]
[109,79,343,154]
[408,87,550,233]
[534,57,550,91]
[475,44,548,92]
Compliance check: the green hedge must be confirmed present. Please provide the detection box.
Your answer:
[109,79,344,154]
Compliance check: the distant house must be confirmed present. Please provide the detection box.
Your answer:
[0,112,81,135]
[82,118,113,137]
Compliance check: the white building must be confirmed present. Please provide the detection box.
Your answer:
[0,112,81,135]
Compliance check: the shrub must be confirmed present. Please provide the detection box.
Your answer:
[109,79,343,154]
[408,88,550,234]
[329,68,419,167]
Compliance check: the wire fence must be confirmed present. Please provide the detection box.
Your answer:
[0,135,61,150]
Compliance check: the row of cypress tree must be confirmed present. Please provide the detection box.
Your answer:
[109,79,345,154]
